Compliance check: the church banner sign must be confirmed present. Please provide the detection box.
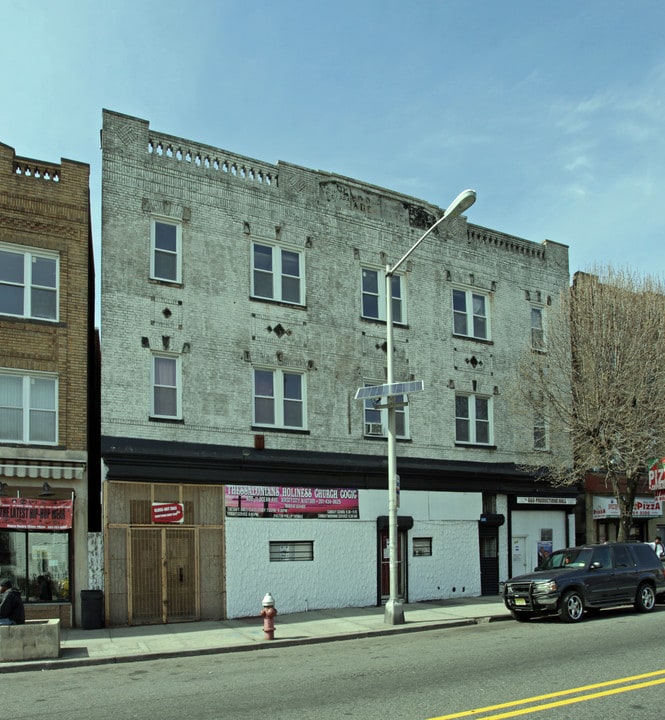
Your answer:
[225,485,359,519]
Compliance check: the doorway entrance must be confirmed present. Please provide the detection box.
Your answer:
[378,526,408,604]
[129,527,197,625]
[479,531,499,595]
[511,535,528,577]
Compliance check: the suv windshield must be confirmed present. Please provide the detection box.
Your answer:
[541,548,592,570]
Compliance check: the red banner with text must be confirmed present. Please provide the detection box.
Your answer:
[0,498,74,530]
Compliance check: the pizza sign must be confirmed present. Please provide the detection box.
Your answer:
[648,458,665,492]
[151,502,184,524]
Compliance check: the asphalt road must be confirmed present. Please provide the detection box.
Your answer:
[6,605,665,719]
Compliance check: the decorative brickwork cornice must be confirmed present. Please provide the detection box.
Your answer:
[467,223,546,259]
[0,192,87,232]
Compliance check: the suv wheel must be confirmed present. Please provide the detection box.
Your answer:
[634,582,656,613]
[559,590,585,623]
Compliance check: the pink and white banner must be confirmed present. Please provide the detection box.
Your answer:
[225,485,359,519]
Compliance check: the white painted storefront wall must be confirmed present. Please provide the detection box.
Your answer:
[510,509,573,577]
[225,489,483,618]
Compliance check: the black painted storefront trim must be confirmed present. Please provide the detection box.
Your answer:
[101,435,577,498]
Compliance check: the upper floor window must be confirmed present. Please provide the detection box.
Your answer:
[252,243,303,305]
[455,394,492,445]
[151,220,182,283]
[253,368,305,429]
[0,246,58,321]
[452,288,489,340]
[363,383,409,438]
[361,269,404,323]
[152,355,181,419]
[531,306,545,351]
[533,411,548,450]
[0,371,57,444]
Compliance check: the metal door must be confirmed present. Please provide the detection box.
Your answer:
[379,527,407,603]
[587,545,615,604]
[610,544,638,602]
[130,527,197,624]
[479,533,499,595]
[165,529,196,621]
[511,536,528,577]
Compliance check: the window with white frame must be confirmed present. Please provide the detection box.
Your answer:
[361,268,404,323]
[0,371,58,444]
[0,245,58,321]
[253,368,305,429]
[152,355,181,419]
[363,383,408,438]
[455,394,492,445]
[531,306,545,351]
[452,288,489,340]
[252,243,303,305]
[151,219,182,283]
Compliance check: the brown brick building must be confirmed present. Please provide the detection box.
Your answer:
[0,142,99,627]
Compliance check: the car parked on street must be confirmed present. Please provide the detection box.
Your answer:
[503,542,665,623]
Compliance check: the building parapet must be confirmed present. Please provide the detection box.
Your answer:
[12,156,62,183]
[145,130,278,188]
[467,223,547,260]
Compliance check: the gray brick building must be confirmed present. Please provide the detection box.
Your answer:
[101,109,574,625]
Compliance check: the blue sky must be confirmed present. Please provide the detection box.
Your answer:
[2,0,664,289]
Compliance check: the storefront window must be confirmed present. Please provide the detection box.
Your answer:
[0,530,70,601]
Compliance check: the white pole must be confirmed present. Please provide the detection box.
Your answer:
[381,189,476,626]
[384,266,404,624]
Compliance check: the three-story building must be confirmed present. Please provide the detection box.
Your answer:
[0,142,98,628]
[101,110,574,625]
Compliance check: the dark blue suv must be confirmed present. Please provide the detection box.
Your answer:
[503,543,665,623]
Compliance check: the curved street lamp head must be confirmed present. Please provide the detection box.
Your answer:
[443,189,476,220]
[388,188,478,275]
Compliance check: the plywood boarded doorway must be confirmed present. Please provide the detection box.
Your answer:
[129,527,197,624]
[104,481,226,627]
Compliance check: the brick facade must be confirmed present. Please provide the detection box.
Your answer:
[101,110,575,623]
[0,141,95,627]
[0,144,90,449]
[101,111,571,463]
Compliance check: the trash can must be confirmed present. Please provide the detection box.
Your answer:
[80,589,104,630]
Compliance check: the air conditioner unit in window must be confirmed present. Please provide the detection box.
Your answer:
[365,423,384,436]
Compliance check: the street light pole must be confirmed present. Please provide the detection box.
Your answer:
[383,189,476,626]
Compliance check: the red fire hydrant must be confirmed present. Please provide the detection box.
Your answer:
[261,592,277,640]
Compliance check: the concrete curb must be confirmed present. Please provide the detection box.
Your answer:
[0,613,511,674]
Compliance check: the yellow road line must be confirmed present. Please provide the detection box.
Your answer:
[428,669,665,720]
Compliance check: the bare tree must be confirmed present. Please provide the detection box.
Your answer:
[516,267,665,541]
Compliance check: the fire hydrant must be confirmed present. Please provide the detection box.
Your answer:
[261,592,277,640]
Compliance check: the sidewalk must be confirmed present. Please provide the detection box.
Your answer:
[0,596,511,674]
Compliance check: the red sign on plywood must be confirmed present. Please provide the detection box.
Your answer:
[151,502,184,524]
